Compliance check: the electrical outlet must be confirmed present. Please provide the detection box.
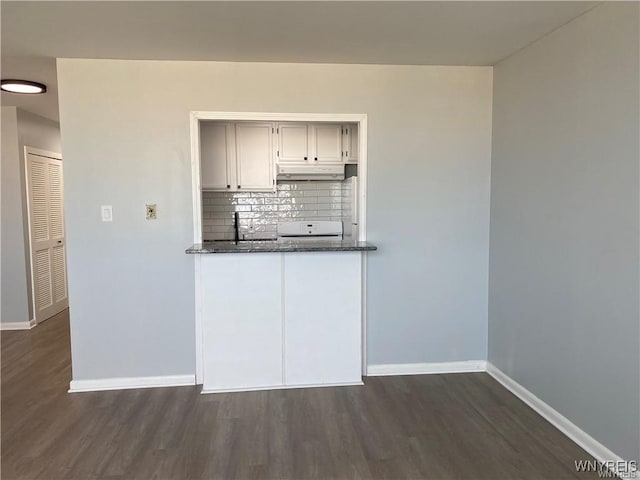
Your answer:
[146,204,157,220]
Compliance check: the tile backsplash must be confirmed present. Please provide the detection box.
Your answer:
[202,181,353,241]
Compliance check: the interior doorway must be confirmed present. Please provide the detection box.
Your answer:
[25,147,68,324]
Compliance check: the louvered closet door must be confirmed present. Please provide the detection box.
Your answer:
[27,153,68,323]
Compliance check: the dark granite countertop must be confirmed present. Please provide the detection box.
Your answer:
[186,239,377,254]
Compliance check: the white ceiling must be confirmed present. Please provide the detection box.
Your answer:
[1,1,598,121]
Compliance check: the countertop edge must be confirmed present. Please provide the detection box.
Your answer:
[185,242,377,254]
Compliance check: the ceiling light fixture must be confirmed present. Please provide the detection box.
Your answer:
[1,79,47,94]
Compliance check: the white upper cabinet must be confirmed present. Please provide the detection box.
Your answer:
[200,120,360,191]
[274,122,358,165]
[342,124,359,163]
[309,124,343,163]
[200,122,274,192]
[200,122,234,190]
[235,123,274,191]
[277,123,309,162]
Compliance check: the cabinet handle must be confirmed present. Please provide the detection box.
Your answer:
[314,157,318,161]
[237,185,241,189]
[304,156,308,161]
[227,185,231,189]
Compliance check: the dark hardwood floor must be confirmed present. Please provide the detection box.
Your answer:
[2,310,599,480]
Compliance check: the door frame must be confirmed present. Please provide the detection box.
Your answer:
[24,146,65,325]
[190,112,369,384]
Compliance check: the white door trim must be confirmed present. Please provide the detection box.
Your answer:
[24,146,66,325]
[190,112,369,384]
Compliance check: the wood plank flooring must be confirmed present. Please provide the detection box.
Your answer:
[2,310,599,479]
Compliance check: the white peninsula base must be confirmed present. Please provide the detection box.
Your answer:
[199,251,364,393]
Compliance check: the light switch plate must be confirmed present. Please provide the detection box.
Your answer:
[101,205,113,222]
[146,204,157,220]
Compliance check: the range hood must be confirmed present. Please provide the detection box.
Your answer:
[276,164,345,181]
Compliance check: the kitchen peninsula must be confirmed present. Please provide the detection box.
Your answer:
[187,241,376,393]
[188,113,376,394]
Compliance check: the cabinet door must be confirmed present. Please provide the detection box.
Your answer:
[200,122,234,190]
[310,124,343,163]
[283,252,362,386]
[343,124,359,163]
[201,254,283,392]
[235,122,274,191]
[277,123,309,162]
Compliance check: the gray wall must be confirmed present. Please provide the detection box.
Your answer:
[1,107,28,324]
[489,2,639,462]
[1,107,61,325]
[57,60,493,380]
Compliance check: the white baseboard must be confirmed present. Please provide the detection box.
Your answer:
[366,360,487,376]
[1,319,36,331]
[201,380,364,394]
[68,374,196,393]
[486,362,633,478]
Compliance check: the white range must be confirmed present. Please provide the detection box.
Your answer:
[277,220,343,242]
